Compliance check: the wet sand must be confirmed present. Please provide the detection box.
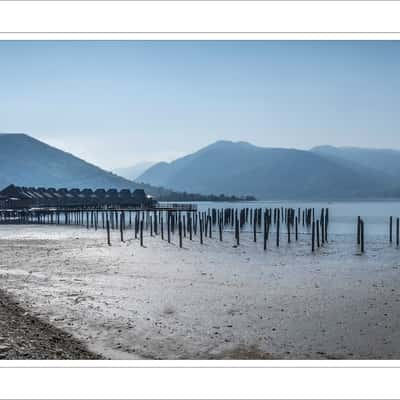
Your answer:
[0,288,100,359]
[0,224,400,359]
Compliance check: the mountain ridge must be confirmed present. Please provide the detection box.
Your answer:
[137,141,400,200]
[0,134,255,202]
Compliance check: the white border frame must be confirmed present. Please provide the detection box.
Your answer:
[1,1,400,399]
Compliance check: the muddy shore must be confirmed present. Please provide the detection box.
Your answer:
[0,289,101,360]
[1,225,400,359]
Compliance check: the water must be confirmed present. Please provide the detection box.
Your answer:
[169,200,400,238]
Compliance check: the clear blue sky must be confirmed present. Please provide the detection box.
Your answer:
[0,40,399,169]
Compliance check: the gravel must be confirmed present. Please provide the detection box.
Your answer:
[0,289,101,360]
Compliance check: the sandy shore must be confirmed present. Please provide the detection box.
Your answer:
[0,288,100,359]
[0,224,400,359]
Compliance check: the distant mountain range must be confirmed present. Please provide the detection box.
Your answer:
[114,161,155,181]
[3,133,400,201]
[0,134,252,202]
[137,141,400,200]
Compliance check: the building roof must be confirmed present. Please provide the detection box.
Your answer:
[0,185,155,208]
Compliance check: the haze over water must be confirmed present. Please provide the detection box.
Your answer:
[180,200,400,238]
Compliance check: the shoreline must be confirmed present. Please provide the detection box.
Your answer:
[1,224,400,360]
[0,288,101,360]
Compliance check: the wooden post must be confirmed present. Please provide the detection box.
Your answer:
[253,212,257,242]
[106,219,111,246]
[287,219,291,243]
[390,216,393,243]
[219,218,223,242]
[276,209,280,247]
[357,216,361,245]
[200,218,203,245]
[161,216,164,240]
[140,220,144,247]
[316,219,320,248]
[312,221,315,252]
[295,216,298,241]
[167,213,171,243]
[120,213,124,242]
[235,216,239,246]
[179,217,182,248]
[208,215,212,238]
[263,213,267,251]
[397,218,399,247]
[325,208,329,242]
[321,212,325,245]
[360,219,364,253]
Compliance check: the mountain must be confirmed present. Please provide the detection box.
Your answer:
[114,161,155,181]
[137,141,400,200]
[312,145,400,180]
[0,134,252,202]
[0,133,144,190]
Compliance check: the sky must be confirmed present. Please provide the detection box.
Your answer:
[0,40,400,170]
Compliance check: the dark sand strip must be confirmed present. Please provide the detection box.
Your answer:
[0,289,102,360]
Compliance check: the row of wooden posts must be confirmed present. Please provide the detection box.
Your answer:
[0,206,330,252]
[2,207,400,254]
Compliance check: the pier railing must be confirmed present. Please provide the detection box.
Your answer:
[154,203,198,211]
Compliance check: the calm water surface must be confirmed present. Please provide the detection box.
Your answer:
[170,200,400,237]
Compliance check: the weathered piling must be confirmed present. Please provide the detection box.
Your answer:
[324,208,329,241]
[312,221,315,252]
[390,216,393,243]
[316,220,320,248]
[235,216,239,246]
[120,213,124,242]
[360,219,365,253]
[276,209,280,247]
[263,212,267,251]
[179,217,183,248]
[140,220,144,247]
[106,218,111,246]
[167,213,171,243]
[295,216,298,241]
[154,211,158,235]
[253,212,257,242]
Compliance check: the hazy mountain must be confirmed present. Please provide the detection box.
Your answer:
[312,145,400,180]
[0,133,140,190]
[114,161,155,181]
[0,134,252,202]
[137,141,399,200]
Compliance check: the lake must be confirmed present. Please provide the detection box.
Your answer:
[171,200,400,238]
